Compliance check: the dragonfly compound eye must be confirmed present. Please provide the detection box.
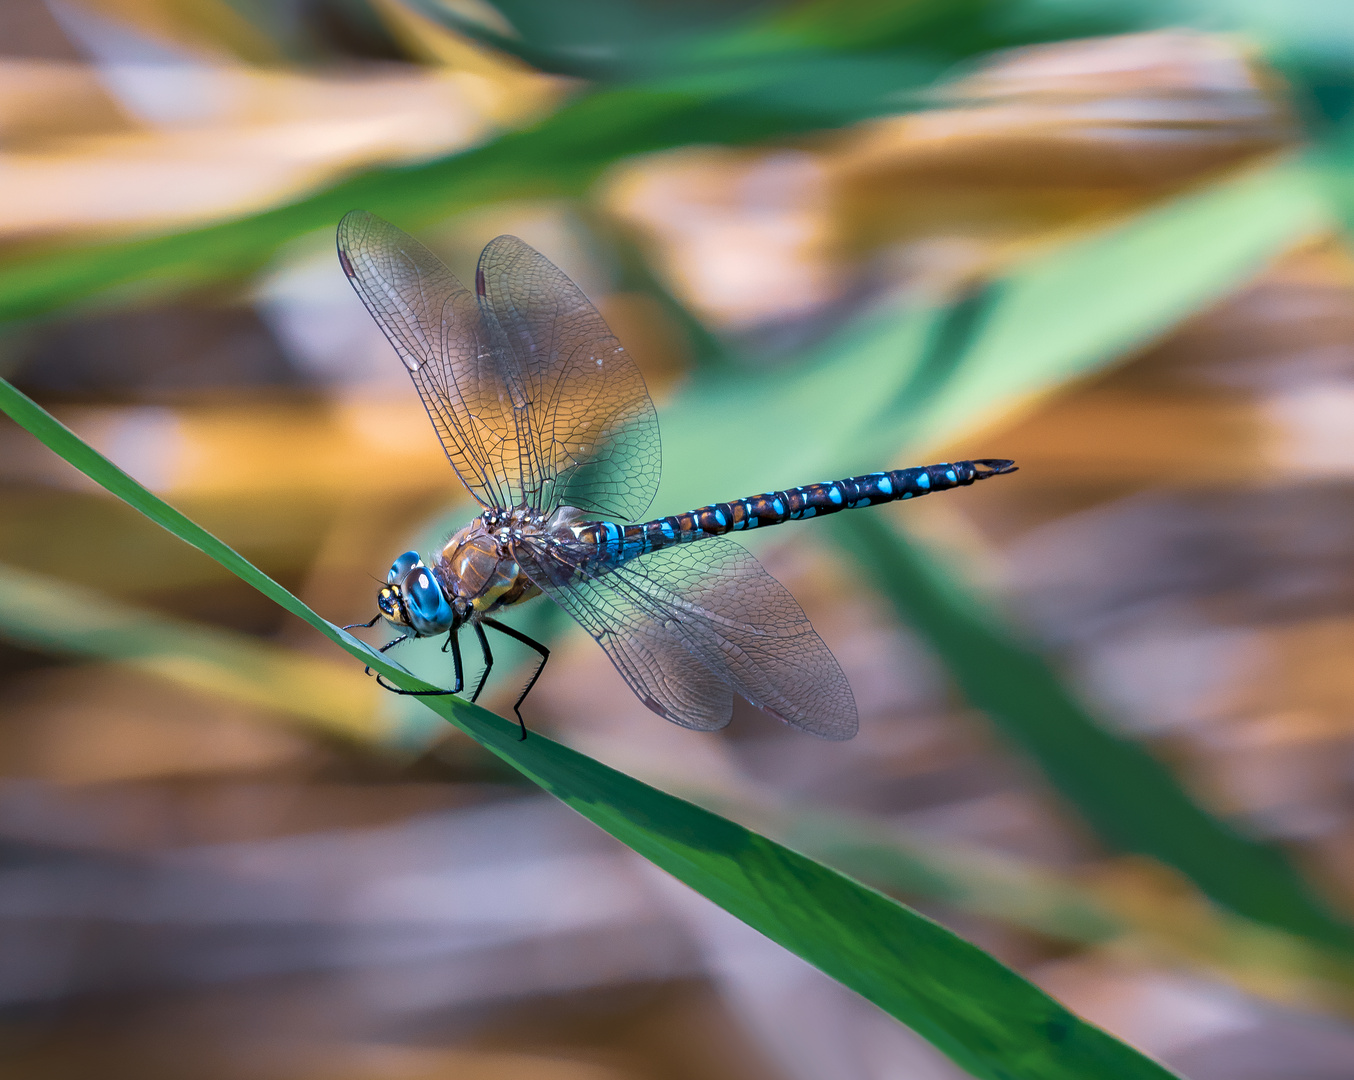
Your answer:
[387,550,422,584]
[400,567,453,635]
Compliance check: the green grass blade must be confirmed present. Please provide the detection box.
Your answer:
[885,159,1333,457]
[0,58,938,324]
[699,793,1125,947]
[655,158,1329,505]
[642,159,1351,949]
[0,0,1143,325]
[0,381,1183,1079]
[1309,125,1354,240]
[451,708,1185,1080]
[829,511,1354,952]
[4,533,1344,1012]
[743,796,1354,1014]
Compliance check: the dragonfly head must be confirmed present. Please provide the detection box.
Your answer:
[379,550,458,636]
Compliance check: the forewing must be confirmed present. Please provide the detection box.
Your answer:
[476,235,661,521]
[519,537,858,739]
[337,210,514,509]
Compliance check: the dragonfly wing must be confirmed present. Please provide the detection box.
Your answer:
[338,214,659,517]
[519,537,858,739]
[475,235,660,522]
[337,210,514,510]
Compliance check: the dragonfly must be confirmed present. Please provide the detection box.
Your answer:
[337,210,1016,740]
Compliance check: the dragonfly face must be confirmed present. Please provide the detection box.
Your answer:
[379,550,457,636]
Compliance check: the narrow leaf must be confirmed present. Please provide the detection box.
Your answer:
[829,511,1354,952]
[0,59,937,324]
[645,159,1351,950]
[0,376,1182,1079]
[0,0,1146,325]
[654,157,1332,511]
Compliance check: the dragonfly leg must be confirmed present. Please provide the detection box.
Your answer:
[444,630,465,694]
[374,673,462,696]
[470,622,493,704]
[372,630,465,697]
[363,632,407,676]
[342,614,381,631]
[482,617,550,741]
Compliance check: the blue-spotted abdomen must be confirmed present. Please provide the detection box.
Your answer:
[572,459,1016,564]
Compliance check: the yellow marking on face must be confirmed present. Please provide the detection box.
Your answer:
[379,586,408,624]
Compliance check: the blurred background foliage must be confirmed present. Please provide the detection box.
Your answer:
[6,0,1354,1077]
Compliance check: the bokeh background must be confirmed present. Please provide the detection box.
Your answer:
[5,1,1354,1077]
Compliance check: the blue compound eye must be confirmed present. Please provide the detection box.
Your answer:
[400,566,452,635]
[387,550,422,584]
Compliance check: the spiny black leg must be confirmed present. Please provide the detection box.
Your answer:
[374,673,463,696]
[371,630,464,697]
[363,633,407,675]
[344,612,383,675]
[446,629,465,694]
[470,622,493,704]
[483,617,550,741]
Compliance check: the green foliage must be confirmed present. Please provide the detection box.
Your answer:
[655,159,1331,504]
[0,376,1182,1080]
[832,512,1354,950]
[0,0,1135,323]
[10,0,1354,1067]
[652,159,1350,950]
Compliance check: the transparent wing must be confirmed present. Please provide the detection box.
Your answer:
[476,234,660,521]
[519,537,858,739]
[337,210,508,510]
[337,211,660,520]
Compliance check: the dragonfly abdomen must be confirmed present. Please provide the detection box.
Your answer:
[573,459,1016,563]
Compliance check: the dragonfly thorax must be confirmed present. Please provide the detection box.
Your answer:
[480,505,546,532]
[433,514,542,620]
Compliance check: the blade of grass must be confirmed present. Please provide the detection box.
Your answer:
[885,160,1333,458]
[408,0,1124,83]
[5,524,1343,1014]
[0,384,1183,1080]
[1309,123,1354,241]
[5,541,1344,1016]
[4,532,1342,1013]
[736,796,1354,1010]
[0,59,938,324]
[642,157,1350,950]
[653,156,1331,511]
[0,2,1327,326]
[828,511,1354,952]
[0,0,1136,324]
[766,801,1354,1017]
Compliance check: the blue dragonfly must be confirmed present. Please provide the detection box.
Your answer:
[338,211,1015,739]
